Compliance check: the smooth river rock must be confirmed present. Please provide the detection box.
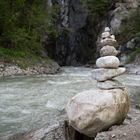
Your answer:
[100,38,117,47]
[104,27,110,32]
[110,35,115,40]
[66,89,129,137]
[97,80,125,90]
[92,67,126,81]
[96,56,120,68]
[100,45,118,57]
[101,32,110,39]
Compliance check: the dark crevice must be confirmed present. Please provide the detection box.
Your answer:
[65,121,94,140]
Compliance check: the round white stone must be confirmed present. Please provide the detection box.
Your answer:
[101,32,110,39]
[96,56,120,68]
[100,45,118,56]
[104,27,110,32]
[110,35,115,40]
[66,89,129,137]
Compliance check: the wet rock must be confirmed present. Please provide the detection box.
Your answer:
[126,64,140,75]
[100,46,118,57]
[66,89,129,137]
[96,56,120,68]
[7,119,92,140]
[8,122,66,140]
[92,67,126,81]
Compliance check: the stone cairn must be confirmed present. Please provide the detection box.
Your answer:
[66,27,129,137]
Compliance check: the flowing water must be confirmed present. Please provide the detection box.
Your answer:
[0,67,140,140]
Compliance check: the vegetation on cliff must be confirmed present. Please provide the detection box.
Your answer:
[0,0,58,67]
[81,0,111,16]
[1,0,140,66]
[117,8,140,62]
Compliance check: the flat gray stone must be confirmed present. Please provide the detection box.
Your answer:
[97,80,125,90]
[100,38,117,47]
[92,67,126,81]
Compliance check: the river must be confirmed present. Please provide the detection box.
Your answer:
[0,67,140,140]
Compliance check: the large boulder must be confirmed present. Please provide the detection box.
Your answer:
[100,45,118,57]
[66,89,129,137]
[96,56,120,68]
[92,67,126,81]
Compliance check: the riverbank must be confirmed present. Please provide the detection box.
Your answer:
[2,67,140,140]
[0,60,60,77]
[0,59,140,77]
[7,105,140,140]
[95,105,140,140]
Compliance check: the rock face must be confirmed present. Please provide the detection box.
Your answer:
[110,0,139,35]
[96,56,120,68]
[45,0,100,66]
[66,89,129,137]
[107,0,140,65]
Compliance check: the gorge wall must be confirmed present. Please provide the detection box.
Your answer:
[45,0,112,66]
[45,0,140,66]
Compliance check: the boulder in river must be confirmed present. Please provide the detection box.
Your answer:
[66,89,129,137]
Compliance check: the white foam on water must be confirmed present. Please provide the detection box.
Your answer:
[46,101,58,109]
[21,110,31,114]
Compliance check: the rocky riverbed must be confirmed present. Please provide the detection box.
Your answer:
[0,61,60,77]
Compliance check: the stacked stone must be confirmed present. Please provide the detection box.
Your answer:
[66,27,129,138]
[93,27,126,83]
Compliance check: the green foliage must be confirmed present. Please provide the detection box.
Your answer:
[127,48,140,63]
[116,8,140,63]
[0,0,59,67]
[117,8,140,44]
[81,0,111,16]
